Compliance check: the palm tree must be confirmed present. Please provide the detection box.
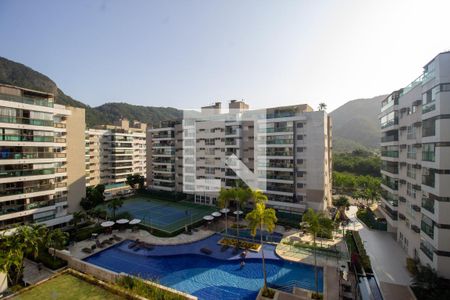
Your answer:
[245,201,277,294]
[218,188,233,235]
[302,208,334,297]
[72,211,86,228]
[44,229,69,260]
[249,189,268,206]
[318,103,327,111]
[108,197,124,220]
[234,187,251,239]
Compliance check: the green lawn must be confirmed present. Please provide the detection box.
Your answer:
[14,274,124,300]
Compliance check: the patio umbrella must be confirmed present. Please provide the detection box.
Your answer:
[116,219,129,224]
[101,221,115,227]
[212,212,222,217]
[203,215,214,221]
[220,208,230,214]
[129,219,141,225]
[233,210,243,215]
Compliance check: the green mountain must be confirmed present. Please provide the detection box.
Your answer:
[330,95,387,153]
[0,56,181,127]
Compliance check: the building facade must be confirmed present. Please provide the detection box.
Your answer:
[0,84,86,232]
[147,101,332,214]
[380,51,450,278]
[85,119,147,198]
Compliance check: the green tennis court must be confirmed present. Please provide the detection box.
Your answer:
[109,196,216,234]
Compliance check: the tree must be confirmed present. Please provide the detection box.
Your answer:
[72,211,87,228]
[302,209,334,297]
[80,185,105,210]
[318,103,327,111]
[218,188,233,235]
[248,189,268,206]
[108,197,124,220]
[126,174,145,190]
[0,224,46,285]
[44,228,69,260]
[234,187,251,239]
[245,201,277,295]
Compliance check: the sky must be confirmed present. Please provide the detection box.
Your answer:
[1,0,450,112]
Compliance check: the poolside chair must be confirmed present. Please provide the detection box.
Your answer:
[82,247,93,254]
[200,247,212,255]
[96,240,105,248]
[113,234,122,241]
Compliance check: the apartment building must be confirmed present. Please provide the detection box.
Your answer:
[380,51,450,278]
[0,84,86,232]
[85,119,147,198]
[147,100,332,214]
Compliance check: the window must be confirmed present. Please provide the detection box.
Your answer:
[407,145,416,159]
[407,126,416,139]
[422,118,436,137]
[407,164,416,179]
[296,123,303,128]
[422,168,435,188]
[407,183,416,198]
[380,111,398,128]
[422,144,435,162]
[297,147,303,153]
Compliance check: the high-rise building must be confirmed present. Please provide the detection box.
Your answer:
[379,51,450,278]
[147,101,332,214]
[0,84,86,232]
[85,119,147,198]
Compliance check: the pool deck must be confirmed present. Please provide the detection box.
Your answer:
[69,228,215,259]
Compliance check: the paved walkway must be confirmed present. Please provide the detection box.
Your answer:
[70,228,215,259]
[22,258,54,285]
[346,206,416,300]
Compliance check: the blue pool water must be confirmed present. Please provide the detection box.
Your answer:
[84,234,323,300]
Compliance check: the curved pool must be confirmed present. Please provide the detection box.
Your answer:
[84,234,323,299]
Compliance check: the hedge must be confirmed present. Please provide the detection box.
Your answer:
[357,208,387,231]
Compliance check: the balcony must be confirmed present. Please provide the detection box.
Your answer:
[422,101,436,114]
[381,150,399,158]
[422,197,435,214]
[0,152,55,160]
[0,184,55,197]
[379,204,398,220]
[0,168,54,178]
[421,220,434,239]
[0,92,53,108]
[422,151,435,162]
[420,241,434,260]
[411,225,420,234]
[0,115,53,127]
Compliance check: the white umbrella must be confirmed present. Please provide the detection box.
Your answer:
[220,208,230,214]
[116,219,129,224]
[233,210,243,215]
[129,219,141,225]
[203,215,214,221]
[101,221,115,227]
[212,212,222,217]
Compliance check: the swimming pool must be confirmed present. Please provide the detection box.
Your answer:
[84,234,323,299]
[225,229,284,243]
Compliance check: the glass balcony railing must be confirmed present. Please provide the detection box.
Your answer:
[421,221,434,239]
[422,101,436,114]
[420,241,434,260]
[0,168,54,178]
[0,184,55,197]
[0,152,55,160]
[381,150,399,158]
[0,116,53,127]
[422,197,435,214]
[0,92,54,108]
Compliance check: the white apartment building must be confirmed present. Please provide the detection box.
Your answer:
[85,119,147,198]
[147,101,332,214]
[0,84,86,232]
[380,51,450,278]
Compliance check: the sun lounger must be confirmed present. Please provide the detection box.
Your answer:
[200,247,212,255]
[113,234,122,241]
[96,240,105,248]
[82,247,93,254]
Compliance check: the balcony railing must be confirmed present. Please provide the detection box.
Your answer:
[422,101,436,114]
[381,150,399,158]
[420,241,434,260]
[422,197,435,214]
[0,92,54,107]
[422,151,435,162]
[0,116,53,127]
[0,184,55,197]
[0,152,55,160]
[421,221,434,239]
[0,168,54,178]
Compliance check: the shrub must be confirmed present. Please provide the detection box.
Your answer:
[357,208,387,231]
[218,237,261,251]
[262,287,275,298]
[116,275,187,300]
[351,231,372,273]
[407,258,419,276]
[72,225,103,242]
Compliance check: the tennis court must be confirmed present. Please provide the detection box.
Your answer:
[109,196,216,234]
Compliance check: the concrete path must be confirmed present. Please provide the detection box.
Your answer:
[346,206,416,300]
[22,258,54,285]
[70,228,215,259]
